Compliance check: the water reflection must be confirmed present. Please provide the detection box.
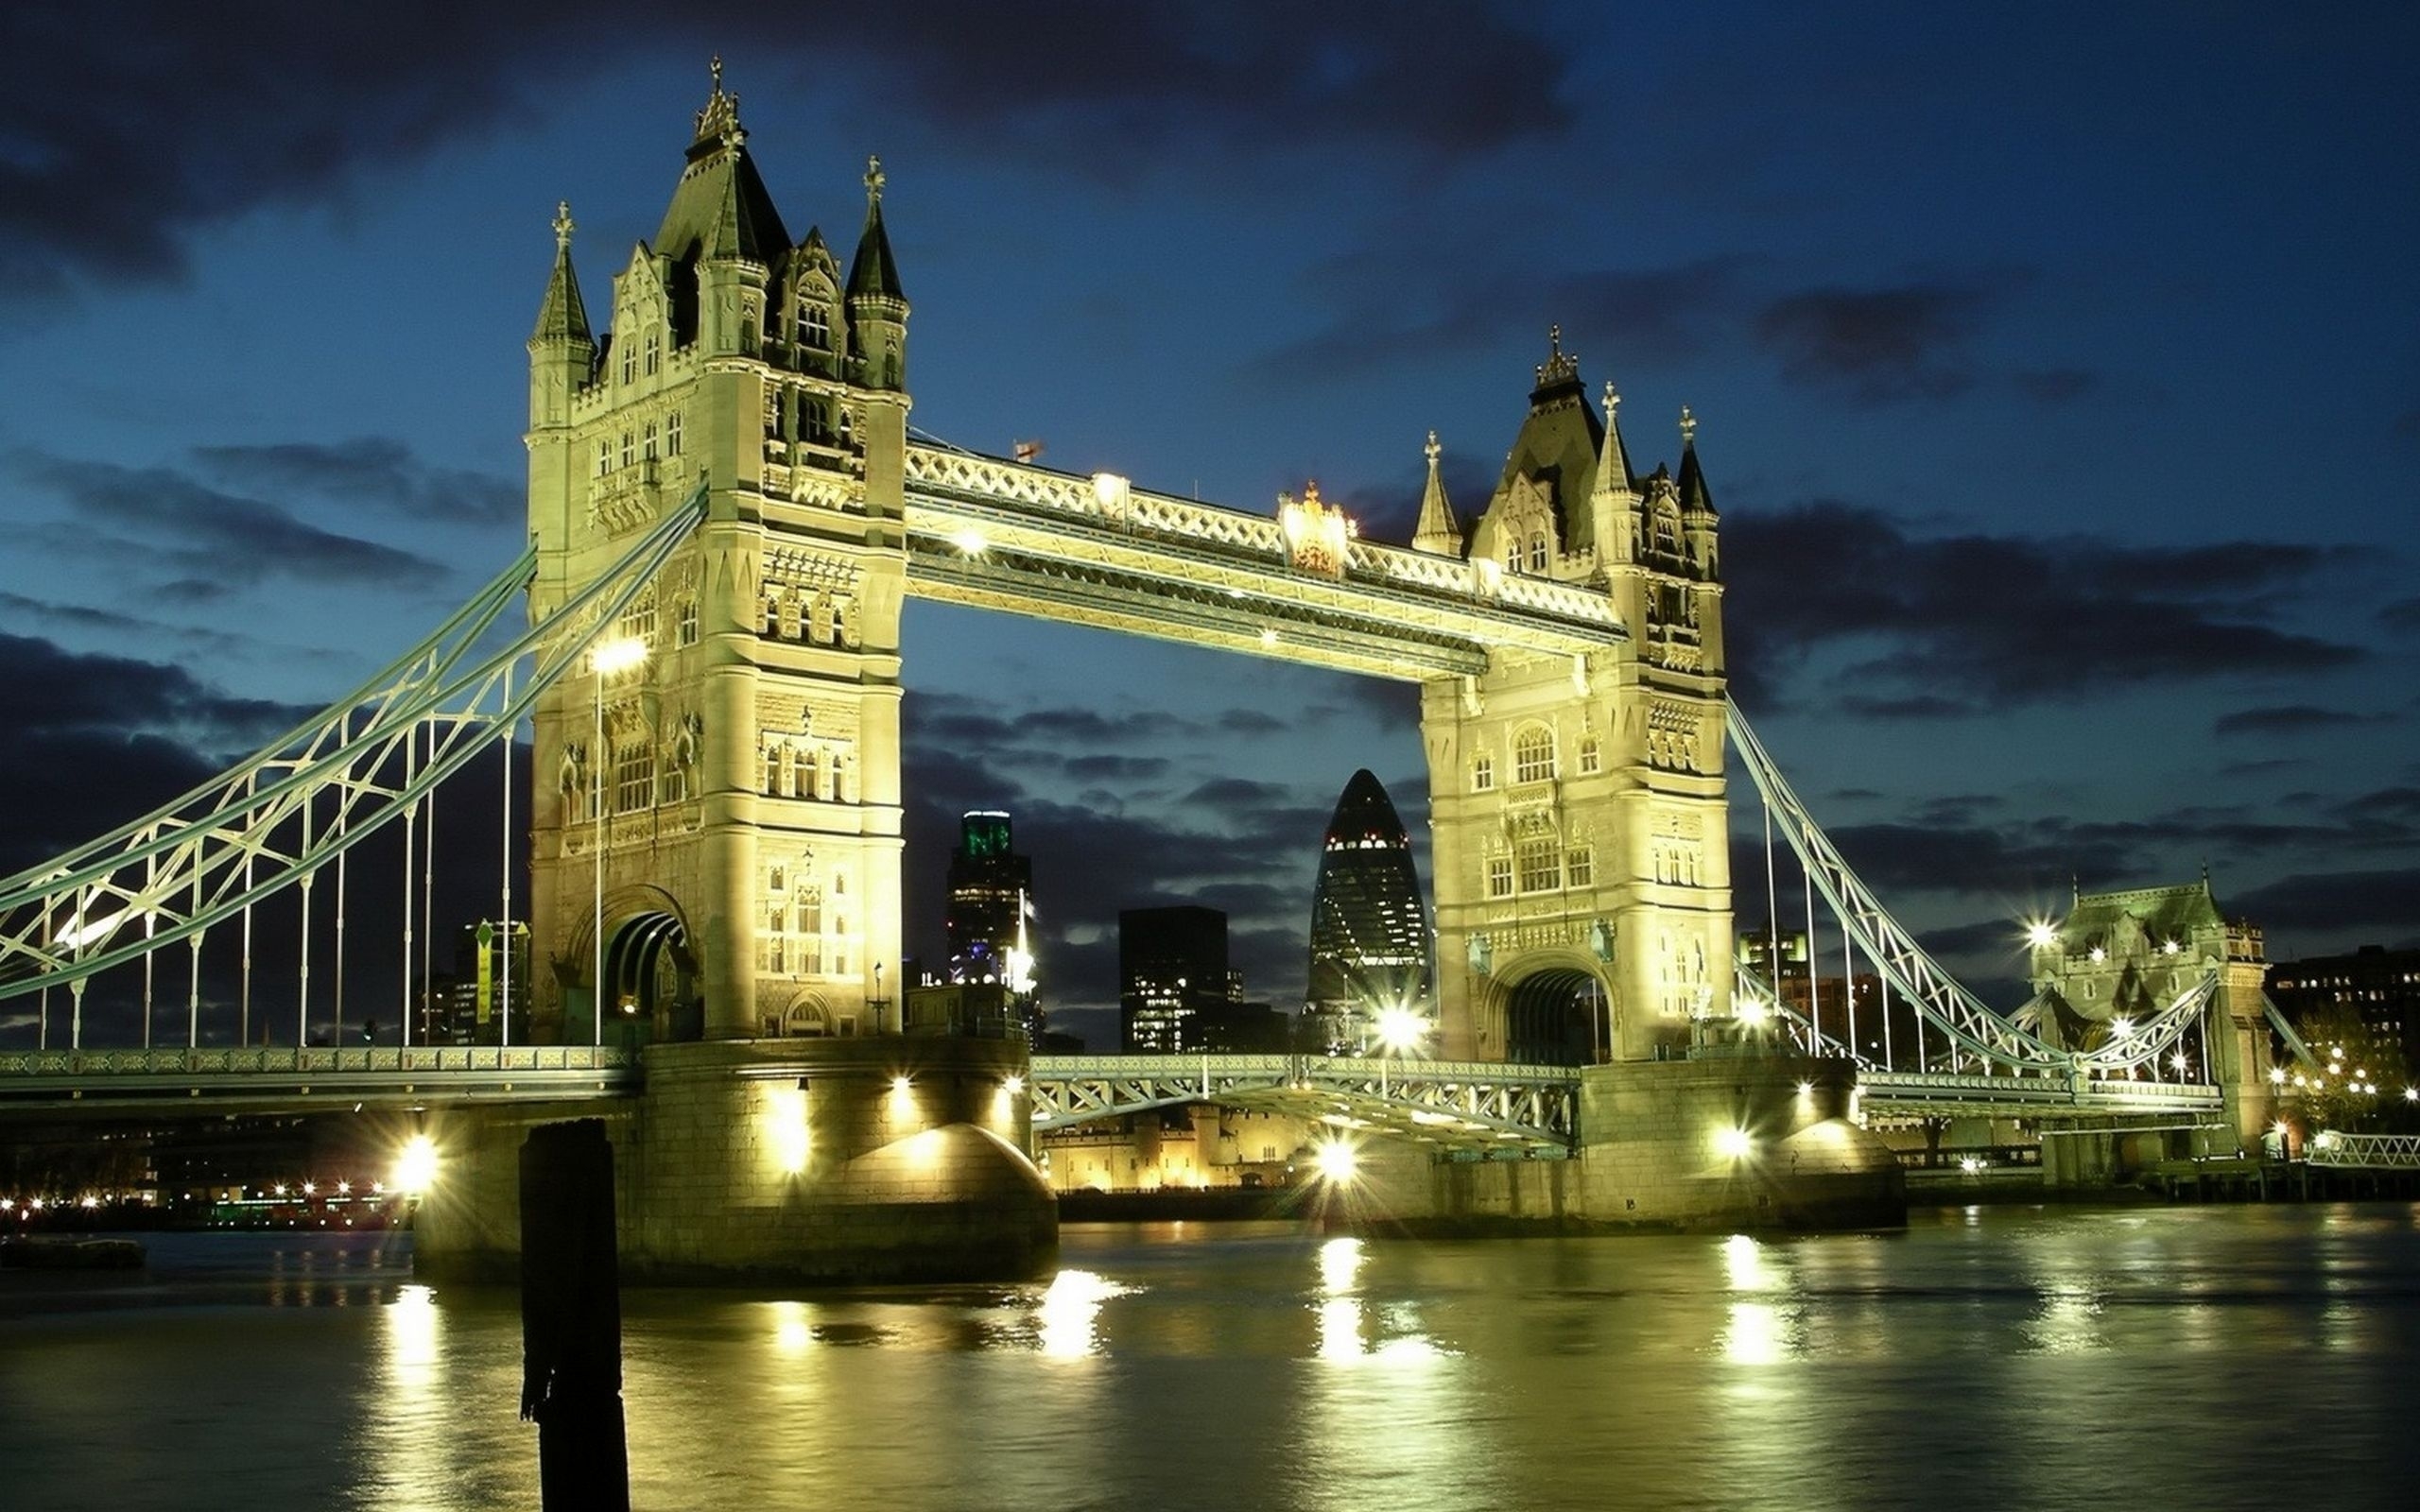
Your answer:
[1035,1267,1134,1359]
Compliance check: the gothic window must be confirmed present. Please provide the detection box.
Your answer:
[1473,754,1495,792]
[1513,726,1556,785]
[1515,837,1562,894]
[837,407,856,447]
[832,873,847,899]
[802,301,831,351]
[643,330,660,376]
[763,745,781,796]
[765,903,786,973]
[619,594,656,648]
[827,598,849,644]
[596,439,611,476]
[796,889,822,936]
[1566,847,1594,888]
[615,742,651,814]
[1530,535,1548,573]
[1578,737,1601,776]
[620,341,634,387]
[643,422,658,462]
[676,596,699,646]
[667,412,683,455]
[769,865,786,893]
[741,317,757,352]
[1506,540,1521,574]
[778,593,802,642]
[659,761,687,806]
[620,432,634,471]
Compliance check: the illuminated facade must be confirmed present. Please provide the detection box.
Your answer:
[1424,330,1734,1062]
[1305,769,1430,1051]
[525,65,908,1042]
[945,810,1041,1044]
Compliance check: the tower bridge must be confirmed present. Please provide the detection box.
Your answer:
[0,67,2303,1276]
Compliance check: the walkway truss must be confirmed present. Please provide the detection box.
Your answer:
[1028,1055,1577,1158]
[0,486,708,1033]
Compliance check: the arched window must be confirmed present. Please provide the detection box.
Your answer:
[1530,535,1548,572]
[643,330,660,376]
[1473,753,1495,792]
[620,341,634,387]
[796,888,821,936]
[1578,737,1601,776]
[1506,540,1521,574]
[676,596,699,646]
[802,300,831,351]
[765,902,786,973]
[614,741,651,814]
[763,745,781,796]
[1513,726,1556,784]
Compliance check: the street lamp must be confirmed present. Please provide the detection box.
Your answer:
[590,636,647,1046]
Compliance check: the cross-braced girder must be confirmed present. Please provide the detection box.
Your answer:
[899,442,1623,680]
[0,485,707,1003]
[1029,1054,1577,1155]
[1728,699,2220,1082]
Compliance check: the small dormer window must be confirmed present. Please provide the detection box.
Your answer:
[803,301,831,351]
[1530,535,1548,573]
[644,330,660,376]
[1506,541,1521,575]
[620,341,634,387]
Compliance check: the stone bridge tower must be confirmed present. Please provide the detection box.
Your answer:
[524,66,908,1043]
[1420,333,1733,1063]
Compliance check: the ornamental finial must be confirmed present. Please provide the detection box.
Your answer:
[694,55,742,142]
[1680,404,1698,446]
[1602,379,1619,419]
[866,154,886,205]
[1425,429,1441,467]
[1534,322,1579,387]
[552,200,574,251]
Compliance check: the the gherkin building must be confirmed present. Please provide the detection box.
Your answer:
[1305,769,1432,1051]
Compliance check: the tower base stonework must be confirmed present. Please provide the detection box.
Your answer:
[1332,1056,1905,1234]
[414,1038,1056,1284]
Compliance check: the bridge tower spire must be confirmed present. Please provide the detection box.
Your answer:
[1411,430,1461,556]
[523,63,909,1044]
[1424,337,1731,1063]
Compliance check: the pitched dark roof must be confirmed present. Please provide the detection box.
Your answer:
[654,130,789,266]
[847,195,904,302]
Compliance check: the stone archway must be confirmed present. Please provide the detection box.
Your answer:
[597,886,701,1041]
[1495,957,1613,1065]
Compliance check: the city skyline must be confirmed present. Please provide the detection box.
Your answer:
[2,8,2416,1045]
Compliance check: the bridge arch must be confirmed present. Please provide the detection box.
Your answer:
[1490,950,1614,1066]
[568,885,702,1041]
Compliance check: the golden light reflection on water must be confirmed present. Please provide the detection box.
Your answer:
[1035,1267,1136,1359]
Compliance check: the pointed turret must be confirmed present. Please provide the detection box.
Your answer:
[531,200,591,347]
[1481,324,1605,560]
[1677,405,1720,584]
[653,58,789,268]
[1411,430,1462,557]
[846,155,909,391]
[1590,379,1642,566]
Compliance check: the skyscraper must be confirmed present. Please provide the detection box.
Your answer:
[1120,905,1229,1052]
[944,810,1041,1044]
[1305,769,1431,1051]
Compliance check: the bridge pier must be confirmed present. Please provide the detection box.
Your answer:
[1330,1055,1903,1233]
[416,1038,1055,1284]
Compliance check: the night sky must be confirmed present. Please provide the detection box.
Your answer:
[3,5,2415,1050]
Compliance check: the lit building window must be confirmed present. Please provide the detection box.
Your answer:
[615,742,651,814]
[643,330,660,376]
[676,597,699,646]
[1516,837,1562,893]
[620,432,633,470]
[1513,727,1556,784]
[1566,847,1594,888]
[1487,857,1513,899]
[1473,754,1495,792]
[1530,535,1548,572]
[1578,737,1600,775]
[803,301,831,351]
[596,438,611,476]
[667,412,683,455]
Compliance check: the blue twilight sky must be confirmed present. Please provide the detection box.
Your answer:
[1,4,2415,1046]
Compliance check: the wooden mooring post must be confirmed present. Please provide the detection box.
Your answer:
[519,1119,631,1512]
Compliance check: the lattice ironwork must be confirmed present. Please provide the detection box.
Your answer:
[1029,1054,1577,1152]
[1728,699,2217,1080]
[0,484,707,1005]
[2305,1132,2420,1170]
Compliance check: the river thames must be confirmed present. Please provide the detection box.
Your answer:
[4,1204,2416,1510]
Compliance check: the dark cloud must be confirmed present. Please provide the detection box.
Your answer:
[1332,451,1497,546]
[1182,778,1297,811]
[193,438,521,526]
[2213,704,2392,738]
[5,449,450,592]
[1752,282,2003,403]
[1839,695,1980,720]
[1063,754,1168,782]
[1726,501,2362,712]
[2381,597,2420,633]
[1251,255,1752,388]
[0,5,1574,305]
[0,590,336,664]
[2229,868,2420,937]
[0,632,303,747]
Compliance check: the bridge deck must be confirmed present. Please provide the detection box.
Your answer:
[0,1045,638,1114]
